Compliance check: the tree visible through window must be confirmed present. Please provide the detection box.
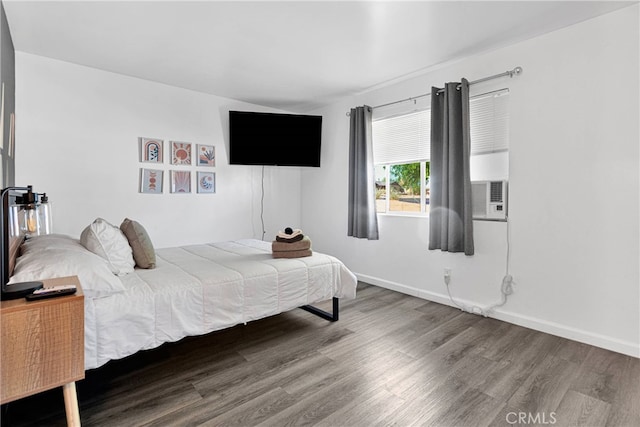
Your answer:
[375,162,430,214]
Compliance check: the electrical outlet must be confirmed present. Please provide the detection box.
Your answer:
[443,268,452,285]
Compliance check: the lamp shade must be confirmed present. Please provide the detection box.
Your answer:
[11,189,52,237]
[38,193,52,235]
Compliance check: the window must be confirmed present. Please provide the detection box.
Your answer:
[372,88,509,216]
[373,110,431,214]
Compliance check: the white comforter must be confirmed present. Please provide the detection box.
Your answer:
[84,239,357,370]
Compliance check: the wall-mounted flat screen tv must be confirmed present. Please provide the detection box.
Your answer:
[229,111,322,167]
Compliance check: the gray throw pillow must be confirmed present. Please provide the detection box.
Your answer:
[120,218,156,269]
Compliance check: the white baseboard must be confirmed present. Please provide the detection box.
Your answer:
[355,273,640,358]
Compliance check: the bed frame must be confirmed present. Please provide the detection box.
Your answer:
[302,297,339,322]
[13,233,354,370]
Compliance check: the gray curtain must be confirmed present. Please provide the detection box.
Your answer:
[348,106,379,240]
[429,79,474,255]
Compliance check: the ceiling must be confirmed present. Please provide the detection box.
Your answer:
[3,1,636,112]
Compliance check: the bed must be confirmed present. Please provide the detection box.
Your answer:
[8,231,357,370]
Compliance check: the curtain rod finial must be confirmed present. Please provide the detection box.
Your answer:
[511,66,523,77]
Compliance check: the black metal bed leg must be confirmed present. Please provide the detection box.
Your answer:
[300,297,339,322]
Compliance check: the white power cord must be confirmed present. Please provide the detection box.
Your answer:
[260,165,266,241]
[445,217,515,317]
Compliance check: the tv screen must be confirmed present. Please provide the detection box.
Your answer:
[229,111,322,167]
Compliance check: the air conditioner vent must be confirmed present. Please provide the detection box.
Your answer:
[490,181,503,203]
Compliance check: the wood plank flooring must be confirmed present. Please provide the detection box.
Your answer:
[3,282,639,426]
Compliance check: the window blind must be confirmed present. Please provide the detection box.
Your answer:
[372,110,430,164]
[372,88,510,163]
[469,89,510,155]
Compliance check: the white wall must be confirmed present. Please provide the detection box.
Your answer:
[302,6,639,356]
[15,53,302,248]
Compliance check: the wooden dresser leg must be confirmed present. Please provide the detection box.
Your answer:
[62,382,81,427]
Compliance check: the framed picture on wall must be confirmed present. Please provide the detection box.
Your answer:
[170,170,191,193]
[196,144,215,166]
[197,171,215,194]
[139,168,163,194]
[171,141,192,165]
[139,137,163,163]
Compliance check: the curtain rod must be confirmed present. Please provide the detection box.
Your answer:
[346,66,523,116]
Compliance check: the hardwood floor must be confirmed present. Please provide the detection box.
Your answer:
[4,282,639,426]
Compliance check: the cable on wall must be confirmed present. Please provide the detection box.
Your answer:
[444,217,514,317]
[260,165,266,241]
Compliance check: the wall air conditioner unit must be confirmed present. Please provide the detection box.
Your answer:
[471,180,508,221]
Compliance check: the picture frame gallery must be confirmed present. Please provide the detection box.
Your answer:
[138,137,215,194]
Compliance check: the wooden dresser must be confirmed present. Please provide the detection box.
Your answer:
[1,275,84,426]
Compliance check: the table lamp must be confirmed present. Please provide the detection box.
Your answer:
[1,186,52,300]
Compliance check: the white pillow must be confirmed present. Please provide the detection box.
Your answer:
[10,243,126,299]
[80,218,135,276]
[20,233,87,254]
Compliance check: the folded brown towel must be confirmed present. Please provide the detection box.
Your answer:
[272,249,312,259]
[276,233,304,243]
[272,236,311,252]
